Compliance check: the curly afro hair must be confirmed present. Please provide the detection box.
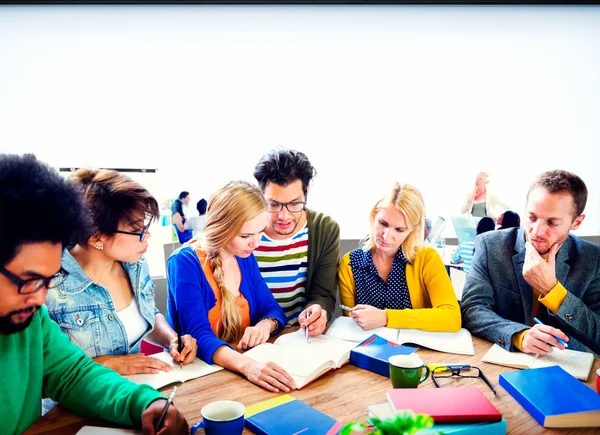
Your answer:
[0,154,92,266]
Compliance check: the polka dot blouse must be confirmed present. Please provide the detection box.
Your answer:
[349,247,413,310]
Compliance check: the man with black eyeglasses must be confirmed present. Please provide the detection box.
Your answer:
[253,148,340,337]
[0,154,188,435]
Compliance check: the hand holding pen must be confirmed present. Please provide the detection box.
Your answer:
[299,304,328,339]
[521,317,569,355]
[169,334,198,368]
[140,386,188,435]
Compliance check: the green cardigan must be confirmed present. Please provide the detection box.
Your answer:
[0,306,164,435]
[306,208,341,321]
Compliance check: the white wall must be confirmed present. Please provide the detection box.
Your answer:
[2,5,599,253]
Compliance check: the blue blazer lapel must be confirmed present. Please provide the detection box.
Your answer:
[554,236,573,286]
[513,230,532,323]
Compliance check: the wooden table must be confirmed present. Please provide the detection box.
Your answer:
[25,334,600,435]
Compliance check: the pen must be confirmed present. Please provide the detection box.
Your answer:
[177,334,183,368]
[154,386,177,432]
[339,304,356,312]
[304,309,312,343]
[533,317,568,348]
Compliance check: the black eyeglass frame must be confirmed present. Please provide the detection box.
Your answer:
[114,221,152,242]
[266,201,307,213]
[431,364,497,395]
[0,265,69,295]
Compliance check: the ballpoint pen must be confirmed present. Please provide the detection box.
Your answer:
[154,386,177,432]
[339,304,356,312]
[177,334,183,368]
[533,317,569,348]
[304,309,312,343]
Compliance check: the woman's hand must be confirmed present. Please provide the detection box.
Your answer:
[94,354,173,375]
[350,304,388,330]
[242,360,297,393]
[237,322,271,351]
[169,334,197,366]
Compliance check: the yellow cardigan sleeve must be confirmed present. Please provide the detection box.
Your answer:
[386,247,462,332]
[337,253,356,317]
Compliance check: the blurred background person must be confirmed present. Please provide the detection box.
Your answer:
[460,172,510,222]
[185,198,208,238]
[450,216,496,272]
[172,191,193,244]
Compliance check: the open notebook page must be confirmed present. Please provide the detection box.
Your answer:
[324,316,397,342]
[482,344,594,380]
[124,352,223,389]
[76,427,139,434]
[325,317,474,355]
[397,328,475,355]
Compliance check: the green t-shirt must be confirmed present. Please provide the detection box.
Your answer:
[0,306,164,435]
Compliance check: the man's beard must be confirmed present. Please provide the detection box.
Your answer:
[0,306,40,335]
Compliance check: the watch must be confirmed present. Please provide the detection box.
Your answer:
[261,317,281,333]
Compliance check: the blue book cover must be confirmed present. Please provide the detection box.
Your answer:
[369,403,507,434]
[417,419,507,435]
[350,334,417,377]
[245,395,342,435]
[499,366,600,428]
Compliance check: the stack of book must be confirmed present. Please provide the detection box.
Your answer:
[368,387,506,434]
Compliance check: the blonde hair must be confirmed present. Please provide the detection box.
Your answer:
[200,180,267,342]
[363,182,425,263]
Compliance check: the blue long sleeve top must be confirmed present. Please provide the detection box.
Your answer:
[166,245,285,363]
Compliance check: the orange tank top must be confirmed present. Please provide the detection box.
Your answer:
[191,243,251,339]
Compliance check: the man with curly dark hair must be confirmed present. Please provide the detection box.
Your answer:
[253,148,340,337]
[0,154,188,435]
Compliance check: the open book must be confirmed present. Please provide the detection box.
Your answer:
[482,343,595,381]
[325,316,474,355]
[243,329,357,389]
[124,352,223,389]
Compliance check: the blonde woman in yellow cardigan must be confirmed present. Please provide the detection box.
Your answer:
[338,182,461,332]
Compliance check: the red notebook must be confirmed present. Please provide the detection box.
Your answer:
[387,387,502,423]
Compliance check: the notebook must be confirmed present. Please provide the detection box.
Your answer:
[350,334,417,377]
[481,344,595,381]
[124,352,223,389]
[386,387,502,423]
[325,317,475,355]
[245,394,343,435]
[76,428,139,435]
[243,329,356,389]
[367,403,507,435]
[499,366,600,428]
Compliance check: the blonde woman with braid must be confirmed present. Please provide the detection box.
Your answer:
[166,181,295,393]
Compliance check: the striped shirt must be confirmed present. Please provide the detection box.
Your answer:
[254,224,309,325]
[451,241,475,272]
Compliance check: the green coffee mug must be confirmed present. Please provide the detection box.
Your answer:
[389,355,430,388]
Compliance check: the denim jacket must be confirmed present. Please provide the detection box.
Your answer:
[45,249,159,358]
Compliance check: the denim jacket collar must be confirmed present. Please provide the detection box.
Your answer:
[61,249,144,295]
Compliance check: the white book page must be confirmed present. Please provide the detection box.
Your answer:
[481,344,536,368]
[396,328,475,355]
[76,427,140,435]
[324,316,397,343]
[274,329,356,366]
[533,348,595,381]
[124,352,223,389]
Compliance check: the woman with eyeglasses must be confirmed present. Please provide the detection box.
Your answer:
[338,182,461,332]
[166,180,295,393]
[45,169,197,375]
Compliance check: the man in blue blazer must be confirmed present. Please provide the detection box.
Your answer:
[461,170,600,356]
